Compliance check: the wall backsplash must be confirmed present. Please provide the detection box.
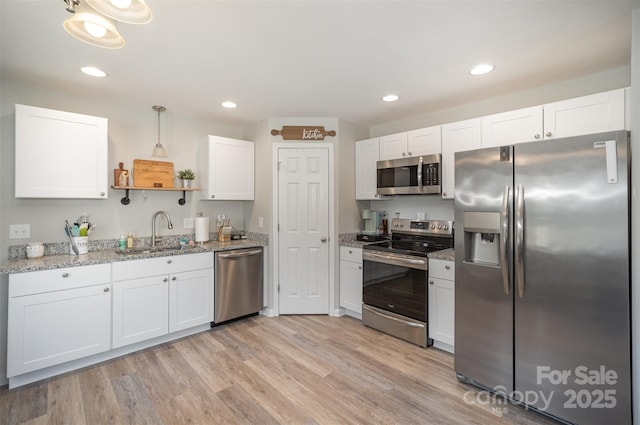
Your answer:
[369,196,454,224]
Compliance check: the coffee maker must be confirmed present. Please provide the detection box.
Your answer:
[357,210,387,241]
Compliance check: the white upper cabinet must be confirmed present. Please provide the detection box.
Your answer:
[355,137,381,200]
[200,135,255,200]
[441,118,481,199]
[379,127,441,160]
[15,104,108,199]
[543,88,625,139]
[407,126,442,156]
[481,106,544,148]
[379,132,408,160]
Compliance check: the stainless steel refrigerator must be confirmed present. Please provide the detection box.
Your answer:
[454,130,631,425]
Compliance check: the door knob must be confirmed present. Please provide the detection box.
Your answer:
[321,237,327,243]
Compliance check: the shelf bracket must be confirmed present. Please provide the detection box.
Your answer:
[120,189,131,205]
[178,191,186,206]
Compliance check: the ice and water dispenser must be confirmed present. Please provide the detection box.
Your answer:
[463,212,502,267]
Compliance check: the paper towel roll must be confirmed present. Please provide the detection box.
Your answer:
[194,216,210,242]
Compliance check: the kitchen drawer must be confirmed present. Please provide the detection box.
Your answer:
[340,246,362,263]
[112,252,213,281]
[429,259,454,280]
[9,263,111,297]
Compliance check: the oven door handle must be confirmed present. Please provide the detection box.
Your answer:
[363,251,427,269]
[362,305,425,328]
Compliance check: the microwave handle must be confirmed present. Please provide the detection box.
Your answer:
[417,156,423,192]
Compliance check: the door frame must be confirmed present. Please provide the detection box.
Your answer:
[271,143,336,316]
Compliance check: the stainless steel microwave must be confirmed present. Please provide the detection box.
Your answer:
[376,154,441,195]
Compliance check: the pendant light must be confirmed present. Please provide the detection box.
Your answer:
[85,0,152,25]
[151,105,168,158]
[63,1,125,49]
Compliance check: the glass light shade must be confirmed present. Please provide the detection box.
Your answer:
[63,3,125,49]
[86,0,152,24]
[151,144,168,158]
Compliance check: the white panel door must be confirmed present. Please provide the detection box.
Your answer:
[278,148,330,314]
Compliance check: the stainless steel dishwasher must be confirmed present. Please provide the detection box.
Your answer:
[214,247,264,323]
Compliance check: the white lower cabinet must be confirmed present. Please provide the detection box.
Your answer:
[339,246,363,317]
[112,252,214,349]
[7,264,112,377]
[428,258,454,352]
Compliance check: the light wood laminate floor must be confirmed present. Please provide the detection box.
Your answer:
[0,315,558,425]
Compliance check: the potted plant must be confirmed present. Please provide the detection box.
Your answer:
[177,169,195,188]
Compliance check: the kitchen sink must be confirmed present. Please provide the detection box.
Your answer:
[116,245,195,255]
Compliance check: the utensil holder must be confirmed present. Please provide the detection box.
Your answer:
[70,236,89,255]
[218,226,231,242]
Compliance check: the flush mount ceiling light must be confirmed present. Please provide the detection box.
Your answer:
[62,0,152,49]
[382,94,400,102]
[80,66,107,77]
[63,2,125,49]
[221,101,238,109]
[469,63,495,76]
[85,0,152,24]
[151,105,168,158]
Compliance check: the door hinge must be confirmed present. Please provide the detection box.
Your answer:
[277,223,280,231]
[277,284,280,293]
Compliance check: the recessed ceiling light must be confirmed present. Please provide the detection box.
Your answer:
[221,101,237,109]
[80,66,107,77]
[382,94,399,102]
[469,64,495,76]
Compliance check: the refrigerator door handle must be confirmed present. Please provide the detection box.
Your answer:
[501,185,511,296]
[417,156,423,192]
[515,184,525,298]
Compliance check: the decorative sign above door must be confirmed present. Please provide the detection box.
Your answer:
[271,126,336,141]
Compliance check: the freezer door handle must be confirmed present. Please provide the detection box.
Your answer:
[501,185,510,296]
[515,184,525,298]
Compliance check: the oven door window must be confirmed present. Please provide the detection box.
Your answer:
[363,259,427,321]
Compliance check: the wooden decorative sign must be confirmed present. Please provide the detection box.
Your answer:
[271,126,336,141]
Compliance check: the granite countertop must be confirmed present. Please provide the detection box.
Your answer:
[427,248,455,262]
[0,239,265,274]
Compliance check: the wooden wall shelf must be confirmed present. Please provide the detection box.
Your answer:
[110,186,199,205]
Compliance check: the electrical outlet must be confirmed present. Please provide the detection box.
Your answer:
[9,224,30,239]
[184,218,194,229]
[259,217,264,228]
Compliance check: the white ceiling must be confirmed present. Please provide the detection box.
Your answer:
[1,0,639,127]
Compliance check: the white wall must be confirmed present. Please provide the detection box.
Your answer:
[371,66,630,137]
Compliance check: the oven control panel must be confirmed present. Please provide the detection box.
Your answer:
[391,218,453,236]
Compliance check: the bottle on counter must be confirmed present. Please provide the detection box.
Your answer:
[118,234,126,250]
[126,233,134,248]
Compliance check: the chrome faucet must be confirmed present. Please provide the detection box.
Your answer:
[152,211,174,247]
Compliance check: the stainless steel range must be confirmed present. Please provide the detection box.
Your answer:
[362,218,453,347]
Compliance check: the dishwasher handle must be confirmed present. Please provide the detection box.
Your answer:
[217,248,263,258]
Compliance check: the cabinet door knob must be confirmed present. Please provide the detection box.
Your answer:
[103,287,110,292]
[99,192,105,196]
[546,131,552,137]
[172,276,177,281]
[407,152,412,156]
[321,237,327,243]
[163,278,168,283]
[62,272,69,278]
[402,152,406,157]
[211,195,215,199]
[358,266,362,270]
[167,259,172,264]
[442,192,447,197]
[429,280,434,285]
[349,250,353,254]
[445,265,451,270]
[534,134,540,139]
